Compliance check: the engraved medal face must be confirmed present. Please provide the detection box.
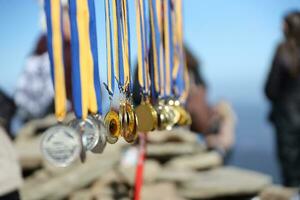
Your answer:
[135,100,157,132]
[41,125,81,167]
[91,115,107,153]
[104,110,120,144]
[69,117,100,152]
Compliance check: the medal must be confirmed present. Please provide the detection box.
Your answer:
[91,114,108,153]
[155,101,171,131]
[104,109,121,144]
[121,101,138,143]
[135,97,157,132]
[69,116,101,152]
[167,99,181,125]
[41,125,81,167]
[42,0,81,166]
[69,0,107,158]
[112,0,138,142]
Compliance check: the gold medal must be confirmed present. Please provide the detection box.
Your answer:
[121,101,138,143]
[104,110,121,144]
[155,102,170,131]
[167,99,181,125]
[173,101,192,126]
[135,98,158,132]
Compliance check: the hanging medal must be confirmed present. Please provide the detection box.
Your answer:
[41,0,81,167]
[135,0,158,132]
[169,0,191,126]
[147,0,173,131]
[117,0,138,143]
[86,0,108,153]
[68,0,107,162]
[104,0,121,144]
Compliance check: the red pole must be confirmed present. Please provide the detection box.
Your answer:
[133,133,147,200]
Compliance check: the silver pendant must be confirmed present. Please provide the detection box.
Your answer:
[90,114,107,153]
[41,125,81,167]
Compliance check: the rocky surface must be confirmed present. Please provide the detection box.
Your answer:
[16,115,273,200]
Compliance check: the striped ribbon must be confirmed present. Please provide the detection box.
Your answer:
[149,0,165,98]
[136,0,151,95]
[112,0,131,93]
[44,0,67,121]
[69,0,102,119]
[163,0,174,98]
[120,0,131,92]
[105,0,115,95]
[172,0,189,103]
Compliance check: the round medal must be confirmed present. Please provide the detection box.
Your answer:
[167,99,181,125]
[122,102,138,143]
[155,101,176,131]
[90,115,107,153]
[135,99,158,132]
[104,110,121,144]
[41,125,81,167]
[69,117,100,152]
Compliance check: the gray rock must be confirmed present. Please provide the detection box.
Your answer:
[118,160,161,185]
[147,142,204,159]
[179,166,272,199]
[148,128,199,144]
[259,185,299,200]
[165,151,222,170]
[141,182,186,200]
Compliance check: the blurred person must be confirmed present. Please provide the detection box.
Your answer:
[133,47,236,161]
[183,47,236,161]
[13,3,72,130]
[0,89,22,200]
[265,11,300,186]
[0,89,16,136]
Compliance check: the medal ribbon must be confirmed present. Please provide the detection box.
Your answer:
[121,0,131,93]
[172,0,189,103]
[149,0,165,98]
[69,0,101,119]
[136,0,150,95]
[88,0,102,114]
[112,0,131,92]
[163,0,174,98]
[44,0,67,121]
[105,0,115,95]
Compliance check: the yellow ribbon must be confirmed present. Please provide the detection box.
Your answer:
[50,0,67,121]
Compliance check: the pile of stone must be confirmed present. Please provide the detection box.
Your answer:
[15,115,273,200]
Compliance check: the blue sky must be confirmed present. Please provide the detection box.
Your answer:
[0,0,299,105]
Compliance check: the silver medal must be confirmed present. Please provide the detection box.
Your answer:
[69,116,100,152]
[41,125,81,167]
[90,115,107,153]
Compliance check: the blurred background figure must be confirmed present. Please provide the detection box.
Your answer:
[0,89,22,200]
[265,11,300,187]
[184,47,236,161]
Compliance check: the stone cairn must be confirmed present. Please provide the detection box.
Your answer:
[15,115,285,200]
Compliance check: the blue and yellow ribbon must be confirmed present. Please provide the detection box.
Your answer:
[136,0,150,95]
[87,0,102,114]
[163,0,174,98]
[69,0,102,119]
[112,0,131,93]
[172,0,189,103]
[149,0,165,98]
[44,0,67,121]
[105,0,115,95]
